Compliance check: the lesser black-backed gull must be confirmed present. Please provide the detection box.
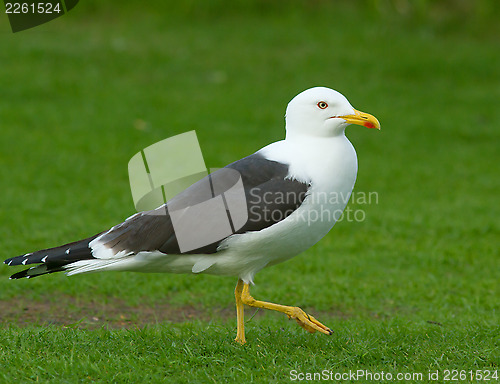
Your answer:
[4,87,380,344]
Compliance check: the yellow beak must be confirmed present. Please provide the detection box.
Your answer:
[339,109,380,130]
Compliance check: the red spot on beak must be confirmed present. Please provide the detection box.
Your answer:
[364,122,376,129]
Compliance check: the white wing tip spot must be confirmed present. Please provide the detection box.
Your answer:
[65,249,70,254]
[41,256,48,263]
[22,259,28,265]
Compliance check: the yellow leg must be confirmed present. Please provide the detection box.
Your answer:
[233,281,332,343]
[234,279,246,345]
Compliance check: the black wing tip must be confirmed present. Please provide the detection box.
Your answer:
[9,270,29,279]
[4,257,16,266]
[4,235,99,280]
[4,256,30,279]
[4,253,35,266]
[8,265,64,280]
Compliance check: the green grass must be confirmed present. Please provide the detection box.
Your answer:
[0,1,499,382]
[1,321,496,382]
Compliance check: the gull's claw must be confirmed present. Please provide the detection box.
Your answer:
[287,307,332,335]
[236,280,333,343]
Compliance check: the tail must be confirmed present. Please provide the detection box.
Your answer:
[4,234,101,279]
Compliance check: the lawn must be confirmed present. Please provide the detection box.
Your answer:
[0,1,499,383]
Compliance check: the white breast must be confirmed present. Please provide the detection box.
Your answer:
[208,135,358,282]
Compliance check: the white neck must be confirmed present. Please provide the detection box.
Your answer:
[260,134,358,191]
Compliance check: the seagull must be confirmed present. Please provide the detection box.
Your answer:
[4,87,379,344]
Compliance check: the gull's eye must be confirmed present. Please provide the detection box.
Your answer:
[317,101,328,109]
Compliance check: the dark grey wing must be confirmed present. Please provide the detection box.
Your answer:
[225,154,309,233]
[96,152,309,255]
